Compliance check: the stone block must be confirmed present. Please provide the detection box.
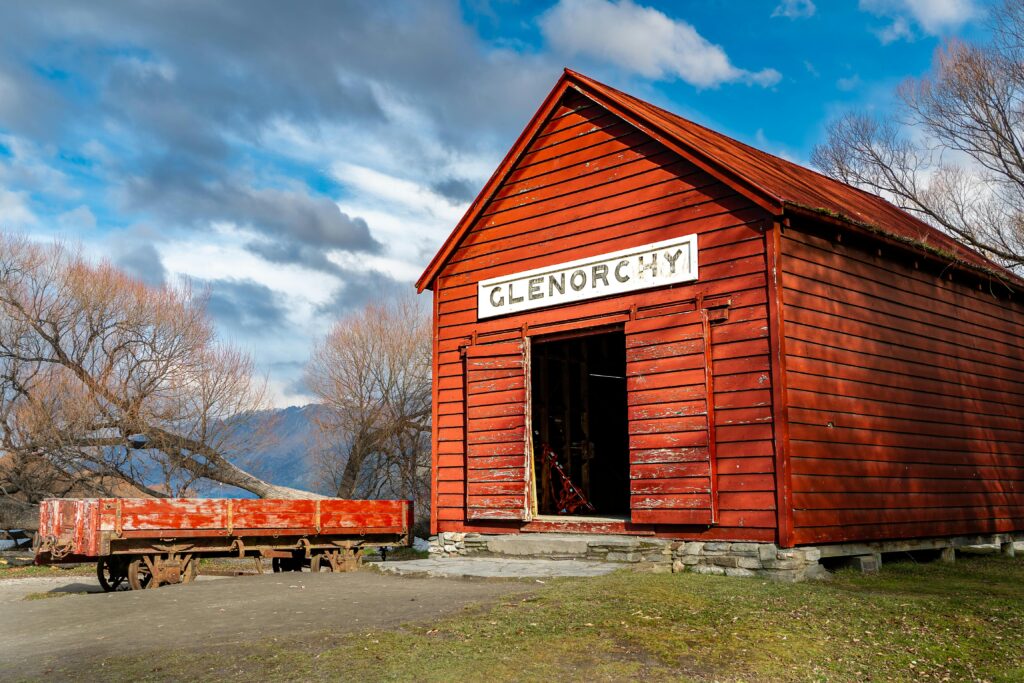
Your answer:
[486,535,590,556]
[729,543,760,556]
[690,564,726,576]
[679,555,700,565]
[940,547,955,564]
[702,542,731,552]
[682,541,705,556]
[847,554,880,574]
[737,557,764,570]
[801,548,822,563]
[725,567,757,578]
[761,558,803,571]
[1001,542,1016,558]
[606,551,642,563]
[710,556,739,568]
[592,537,642,549]
[758,543,780,562]
[672,559,686,573]
[803,563,832,581]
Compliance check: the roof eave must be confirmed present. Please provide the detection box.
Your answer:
[782,202,1024,291]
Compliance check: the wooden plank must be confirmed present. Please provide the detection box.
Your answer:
[631,509,714,525]
[782,226,1024,543]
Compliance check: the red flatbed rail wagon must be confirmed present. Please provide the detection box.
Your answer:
[34,498,413,591]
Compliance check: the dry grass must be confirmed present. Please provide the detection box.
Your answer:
[54,550,1024,682]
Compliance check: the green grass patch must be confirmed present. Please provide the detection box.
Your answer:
[22,590,86,601]
[54,552,1024,682]
[0,562,93,580]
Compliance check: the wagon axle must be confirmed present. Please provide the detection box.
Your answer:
[36,497,413,591]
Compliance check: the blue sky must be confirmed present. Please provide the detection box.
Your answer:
[0,0,988,405]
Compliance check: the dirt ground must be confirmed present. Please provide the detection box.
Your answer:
[0,569,534,681]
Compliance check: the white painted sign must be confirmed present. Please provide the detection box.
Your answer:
[477,234,698,319]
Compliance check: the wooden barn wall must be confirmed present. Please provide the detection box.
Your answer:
[431,91,779,541]
[781,227,1024,545]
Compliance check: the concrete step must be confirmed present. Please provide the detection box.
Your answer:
[377,557,621,579]
[437,533,673,565]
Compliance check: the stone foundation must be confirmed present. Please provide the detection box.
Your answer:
[428,531,1022,582]
[429,533,821,581]
[672,541,826,582]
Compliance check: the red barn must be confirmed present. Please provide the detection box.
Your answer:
[416,70,1024,577]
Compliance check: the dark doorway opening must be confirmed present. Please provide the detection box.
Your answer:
[531,329,629,517]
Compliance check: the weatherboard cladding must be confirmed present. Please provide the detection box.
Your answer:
[431,88,777,541]
[781,226,1024,545]
[426,70,1024,547]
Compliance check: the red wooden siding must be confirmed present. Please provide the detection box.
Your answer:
[431,90,779,541]
[781,227,1024,545]
[36,498,412,558]
[464,341,531,520]
[625,310,714,525]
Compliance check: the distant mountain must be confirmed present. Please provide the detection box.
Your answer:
[236,404,330,494]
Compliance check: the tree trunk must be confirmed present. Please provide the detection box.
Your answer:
[0,498,39,531]
[209,458,325,500]
[334,451,364,499]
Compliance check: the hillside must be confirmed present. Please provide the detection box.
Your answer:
[234,404,329,495]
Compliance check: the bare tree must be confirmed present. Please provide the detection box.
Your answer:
[306,294,431,517]
[0,233,312,523]
[812,0,1024,270]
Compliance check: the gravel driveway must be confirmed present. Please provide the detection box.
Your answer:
[1,570,534,680]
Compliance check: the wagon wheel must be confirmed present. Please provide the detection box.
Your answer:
[181,554,199,584]
[127,556,158,590]
[311,552,334,572]
[96,557,129,592]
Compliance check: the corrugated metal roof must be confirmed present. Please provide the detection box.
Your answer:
[418,70,1015,291]
[565,69,1002,274]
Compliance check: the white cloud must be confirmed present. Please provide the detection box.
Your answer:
[56,205,97,231]
[0,188,37,229]
[540,0,781,88]
[330,162,470,281]
[874,16,913,43]
[772,0,816,19]
[836,74,862,91]
[861,0,980,42]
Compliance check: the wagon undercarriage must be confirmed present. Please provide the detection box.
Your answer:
[35,498,413,591]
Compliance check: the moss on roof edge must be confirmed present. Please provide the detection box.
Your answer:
[784,201,1022,294]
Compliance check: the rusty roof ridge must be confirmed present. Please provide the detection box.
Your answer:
[563,69,784,209]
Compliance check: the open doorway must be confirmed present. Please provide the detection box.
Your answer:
[531,329,629,517]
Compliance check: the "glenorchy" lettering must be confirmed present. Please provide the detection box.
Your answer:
[477,234,698,319]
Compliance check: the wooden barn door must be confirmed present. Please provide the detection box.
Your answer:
[625,310,715,526]
[464,340,532,521]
